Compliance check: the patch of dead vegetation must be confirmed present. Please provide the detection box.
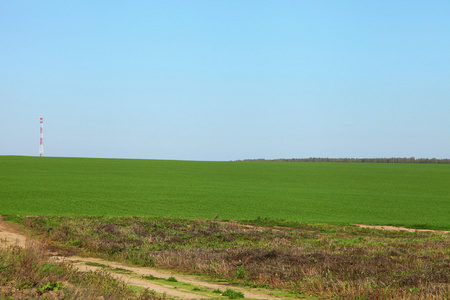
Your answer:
[6,215,450,299]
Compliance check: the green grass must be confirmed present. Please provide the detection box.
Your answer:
[85,261,107,268]
[222,288,245,299]
[1,156,449,229]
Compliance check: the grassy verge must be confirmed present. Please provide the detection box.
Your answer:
[0,240,165,299]
[6,215,450,299]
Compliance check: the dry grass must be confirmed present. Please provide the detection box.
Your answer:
[7,215,450,299]
[0,239,165,299]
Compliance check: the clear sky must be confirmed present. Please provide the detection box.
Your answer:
[1,1,449,161]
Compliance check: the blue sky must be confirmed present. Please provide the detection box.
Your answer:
[1,1,449,160]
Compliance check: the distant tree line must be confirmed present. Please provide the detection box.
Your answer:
[239,157,450,164]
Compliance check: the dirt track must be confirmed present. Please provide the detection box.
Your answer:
[0,217,286,300]
[354,224,450,233]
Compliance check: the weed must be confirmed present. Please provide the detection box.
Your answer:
[235,267,246,279]
[210,261,220,267]
[166,276,178,282]
[39,281,62,291]
[222,288,245,299]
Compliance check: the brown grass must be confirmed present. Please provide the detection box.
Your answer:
[7,215,450,299]
[0,239,165,299]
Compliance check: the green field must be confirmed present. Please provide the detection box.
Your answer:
[1,156,449,229]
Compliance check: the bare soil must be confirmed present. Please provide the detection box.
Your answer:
[354,223,450,233]
[0,216,28,248]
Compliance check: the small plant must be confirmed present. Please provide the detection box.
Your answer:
[222,288,244,299]
[235,267,246,279]
[210,261,220,267]
[39,281,62,291]
[209,213,219,230]
[166,276,178,282]
[192,287,202,291]
[213,288,222,293]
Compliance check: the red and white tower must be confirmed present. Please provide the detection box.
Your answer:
[39,117,44,157]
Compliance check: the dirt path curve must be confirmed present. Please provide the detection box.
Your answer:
[55,256,283,300]
[55,256,212,300]
[0,217,286,300]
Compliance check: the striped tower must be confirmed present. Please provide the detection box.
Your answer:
[39,117,44,157]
